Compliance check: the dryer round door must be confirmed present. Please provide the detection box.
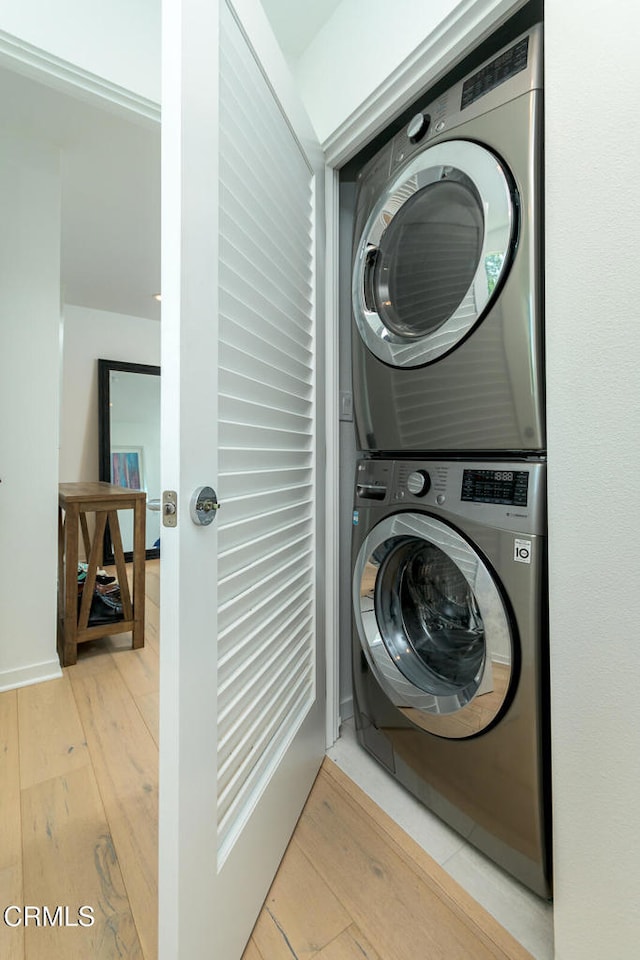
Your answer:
[352,140,517,369]
[353,512,514,738]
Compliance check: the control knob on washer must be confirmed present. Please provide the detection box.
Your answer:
[407,470,431,497]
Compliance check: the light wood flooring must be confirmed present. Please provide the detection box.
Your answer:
[1,560,532,960]
[242,758,533,960]
[0,560,160,960]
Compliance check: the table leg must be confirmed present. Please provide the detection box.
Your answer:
[62,503,79,666]
[57,507,64,618]
[79,511,92,561]
[108,511,133,620]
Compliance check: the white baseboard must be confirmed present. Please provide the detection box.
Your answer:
[0,657,62,693]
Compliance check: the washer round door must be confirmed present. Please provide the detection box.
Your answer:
[353,512,515,738]
[352,140,517,369]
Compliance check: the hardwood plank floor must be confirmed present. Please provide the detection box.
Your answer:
[21,767,143,959]
[0,691,23,960]
[314,925,382,960]
[251,839,352,958]
[0,558,534,960]
[251,759,533,960]
[0,560,160,960]
[17,670,90,789]
[69,661,158,959]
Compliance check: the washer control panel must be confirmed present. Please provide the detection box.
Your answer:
[461,468,529,506]
[354,459,546,535]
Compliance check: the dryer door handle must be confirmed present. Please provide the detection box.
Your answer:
[363,244,379,313]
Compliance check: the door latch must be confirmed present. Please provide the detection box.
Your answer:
[162,490,178,527]
[190,486,220,526]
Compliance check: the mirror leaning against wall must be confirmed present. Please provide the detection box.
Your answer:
[98,359,161,562]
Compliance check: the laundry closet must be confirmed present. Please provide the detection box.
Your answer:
[334,0,550,910]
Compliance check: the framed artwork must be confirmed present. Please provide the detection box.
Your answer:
[111,446,145,490]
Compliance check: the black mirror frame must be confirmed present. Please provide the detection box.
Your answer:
[98,358,161,564]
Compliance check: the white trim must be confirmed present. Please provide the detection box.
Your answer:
[323,0,526,167]
[324,165,341,749]
[0,658,62,693]
[0,29,161,124]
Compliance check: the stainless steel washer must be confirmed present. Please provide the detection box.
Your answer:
[352,457,551,897]
[352,25,544,453]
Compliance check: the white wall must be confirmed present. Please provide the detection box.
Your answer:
[0,0,160,103]
[294,0,459,143]
[59,305,160,485]
[546,4,640,957]
[0,132,62,691]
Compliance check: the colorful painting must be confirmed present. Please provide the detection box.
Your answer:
[111,448,144,490]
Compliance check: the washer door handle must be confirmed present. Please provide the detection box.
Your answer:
[363,243,378,313]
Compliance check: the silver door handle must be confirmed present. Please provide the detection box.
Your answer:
[190,486,220,526]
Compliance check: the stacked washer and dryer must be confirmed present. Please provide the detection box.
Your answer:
[349,24,551,898]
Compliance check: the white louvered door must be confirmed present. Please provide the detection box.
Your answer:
[160,1,326,957]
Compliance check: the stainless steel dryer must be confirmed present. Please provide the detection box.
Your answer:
[352,457,551,897]
[352,25,544,453]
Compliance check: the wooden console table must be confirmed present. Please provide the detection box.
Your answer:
[58,481,146,667]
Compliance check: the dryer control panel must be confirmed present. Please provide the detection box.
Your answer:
[388,23,542,176]
[460,35,530,109]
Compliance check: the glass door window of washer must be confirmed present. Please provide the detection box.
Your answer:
[353,512,514,739]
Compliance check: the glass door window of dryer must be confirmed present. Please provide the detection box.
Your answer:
[353,140,517,369]
[367,179,484,341]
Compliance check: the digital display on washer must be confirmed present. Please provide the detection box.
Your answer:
[461,469,529,506]
[461,37,529,110]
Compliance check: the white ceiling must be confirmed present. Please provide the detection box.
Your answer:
[0,1,337,324]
